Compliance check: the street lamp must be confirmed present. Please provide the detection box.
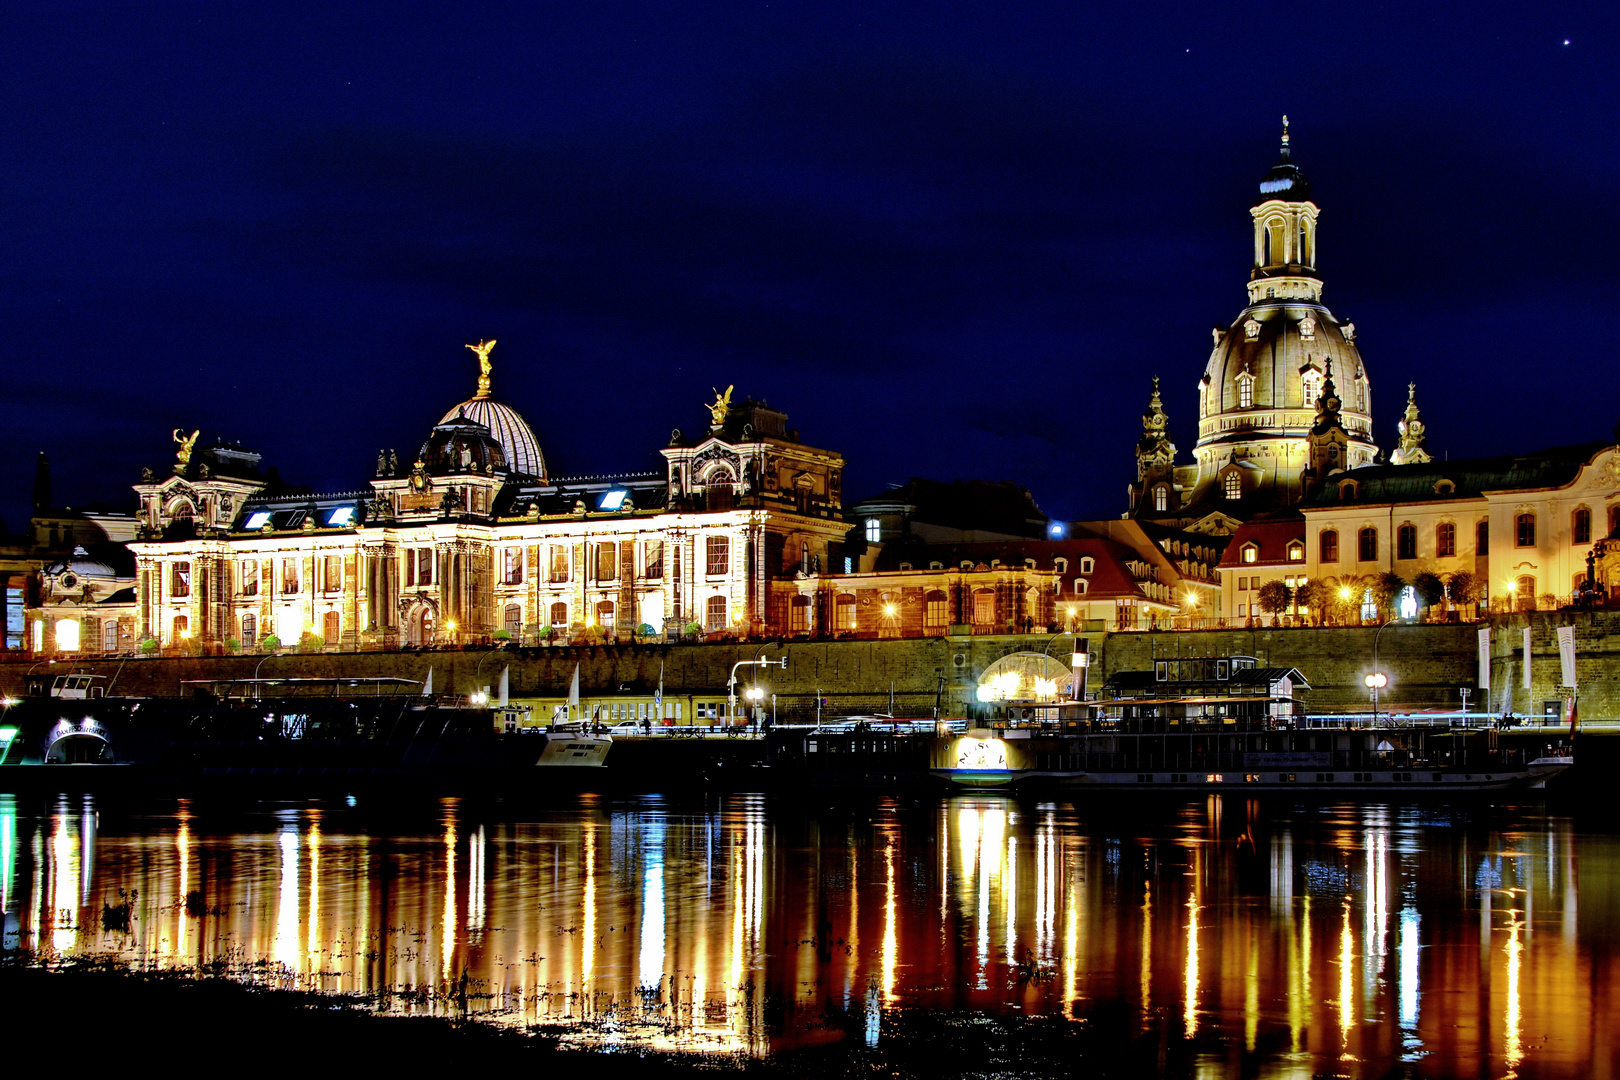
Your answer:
[1368,615,1402,722]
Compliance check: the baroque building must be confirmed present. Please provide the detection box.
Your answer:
[121,345,847,652]
[1130,120,1378,531]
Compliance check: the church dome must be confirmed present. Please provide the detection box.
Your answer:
[420,415,509,476]
[435,339,546,479]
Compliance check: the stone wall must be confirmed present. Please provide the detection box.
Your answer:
[4,611,1616,721]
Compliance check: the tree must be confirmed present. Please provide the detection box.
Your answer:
[260,634,281,652]
[1447,571,1481,618]
[1256,579,1293,619]
[1325,577,1361,625]
[1412,572,1446,618]
[1295,578,1330,625]
[1370,572,1405,618]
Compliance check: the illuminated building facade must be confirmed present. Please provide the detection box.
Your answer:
[120,350,847,651]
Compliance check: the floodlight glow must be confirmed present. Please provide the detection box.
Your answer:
[244,512,271,529]
[598,490,628,511]
[0,727,18,741]
[1034,677,1058,699]
[327,506,356,526]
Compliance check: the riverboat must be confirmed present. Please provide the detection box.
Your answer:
[930,655,1574,794]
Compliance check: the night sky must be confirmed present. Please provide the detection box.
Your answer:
[6,3,1616,534]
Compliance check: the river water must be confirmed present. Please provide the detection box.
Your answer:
[1,790,1614,1077]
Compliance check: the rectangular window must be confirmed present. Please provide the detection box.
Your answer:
[414,548,434,585]
[170,562,191,598]
[644,540,663,580]
[502,547,524,585]
[1396,525,1416,561]
[1516,513,1536,547]
[1319,530,1339,563]
[595,543,617,582]
[705,595,728,631]
[1358,528,1378,562]
[706,536,729,577]
[282,559,300,594]
[323,555,343,593]
[550,601,568,626]
[241,613,257,646]
[404,549,414,587]
[924,591,947,627]
[1477,521,1489,555]
[550,545,570,584]
[240,560,258,596]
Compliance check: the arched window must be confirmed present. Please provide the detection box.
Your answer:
[1573,507,1592,545]
[550,602,568,626]
[834,593,857,631]
[1396,524,1417,560]
[1515,575,1536,612]
[1515,512,1536,548]
[597,599,617,629]
[1436,522,1456,558]
[971,588,996,626]
[1224,472,1242,500]
[241,613,257,646]
[1319,529,1339,563]
[789,595,811,633]
[1237,374,1254,409]
[503,604,522,634]
[1358,527,1378,562]
[1154,486,1168,512]
[172,614,189,643]
[864,518,880,542]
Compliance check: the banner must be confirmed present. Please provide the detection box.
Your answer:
[1522,628,1532,690]
[1477,628,1491,689]
[1556,625,1577,688]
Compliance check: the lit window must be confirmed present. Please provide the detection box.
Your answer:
[1241,544,1258,564]
[924,590,948,628]
[244,512,271,530]
[240,560,259,596]
[1238,377,1254,409]
[598,489,627,511]
[502,547,524,585]
[1154,486,1169,512]
[865,518,880,543]
[327,506,355,527]
[55,619,79,651]
[705,595,727,632]
[706,536,729,577]
[1286,541,1304,561]
[1224,473,1241,500]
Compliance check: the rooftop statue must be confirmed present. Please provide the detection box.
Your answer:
[466,338,496,396]
[709,384,734,428]
[172,428,200,471]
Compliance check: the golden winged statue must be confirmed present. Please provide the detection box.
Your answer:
[466,338,497,397]
[173,428,200,468]
[709,384,734,427]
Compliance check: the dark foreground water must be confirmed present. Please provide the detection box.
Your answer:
[1,791,1616,1078]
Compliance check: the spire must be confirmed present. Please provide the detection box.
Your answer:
[32,451,51,511]
[1280,114,1290,155]
[1391,382,1431,465]
[1136,376,1176,482]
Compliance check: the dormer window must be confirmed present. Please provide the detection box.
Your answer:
[1080,557,1095,574]
[1241,544,1258,564]
[1054,558,1068,573]
[1154,486,1169,512]
[1224,472,1242,500]
[1434,479,1456,496]
[1286,541,1304,561]
[1339,479,1360,501]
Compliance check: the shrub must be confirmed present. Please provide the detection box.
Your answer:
[492,629,511,641]
[684,621,704,639]
[537,625,554,641]
[260,634,281,652]
[140,638,159,655]
[224,638,241,652]
[299,631,324,651]
[636,623,656,638]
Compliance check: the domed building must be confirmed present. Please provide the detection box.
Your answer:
[435,340,546,480]
[1131,120,1377,531]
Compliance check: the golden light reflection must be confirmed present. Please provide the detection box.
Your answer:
[175,813,191,960]
[882,840,897,1004]
[50,808,79,952]
[1338,897,1354,1046]
[1245,930,1258,1052]
[307,816,321,970]
[1182,881,1199,1037]
[1139,875,1153,1028]
[1504,905,1524,1076]
[273,827,299,970]
[441,818,457,981]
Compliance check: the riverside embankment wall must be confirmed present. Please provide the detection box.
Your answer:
[4,611,1616,721]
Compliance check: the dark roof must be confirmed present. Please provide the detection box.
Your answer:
[870,536,1166,600]
[851,478,1048,538]
[1255,144,1311,205]
[1300,442,1609,508]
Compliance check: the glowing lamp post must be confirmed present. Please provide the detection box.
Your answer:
[1364,671,1388,720]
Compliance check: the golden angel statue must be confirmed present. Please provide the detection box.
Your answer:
[173,428,200,467]
[709,384,734,427]
[466,338,497,375]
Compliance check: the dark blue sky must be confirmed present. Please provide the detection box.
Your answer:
[6,2,1616,533]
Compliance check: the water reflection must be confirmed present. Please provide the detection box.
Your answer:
[1,792,1616,1076]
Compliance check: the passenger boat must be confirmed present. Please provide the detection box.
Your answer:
[930,655,1574,794]
[495,705,612,767]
